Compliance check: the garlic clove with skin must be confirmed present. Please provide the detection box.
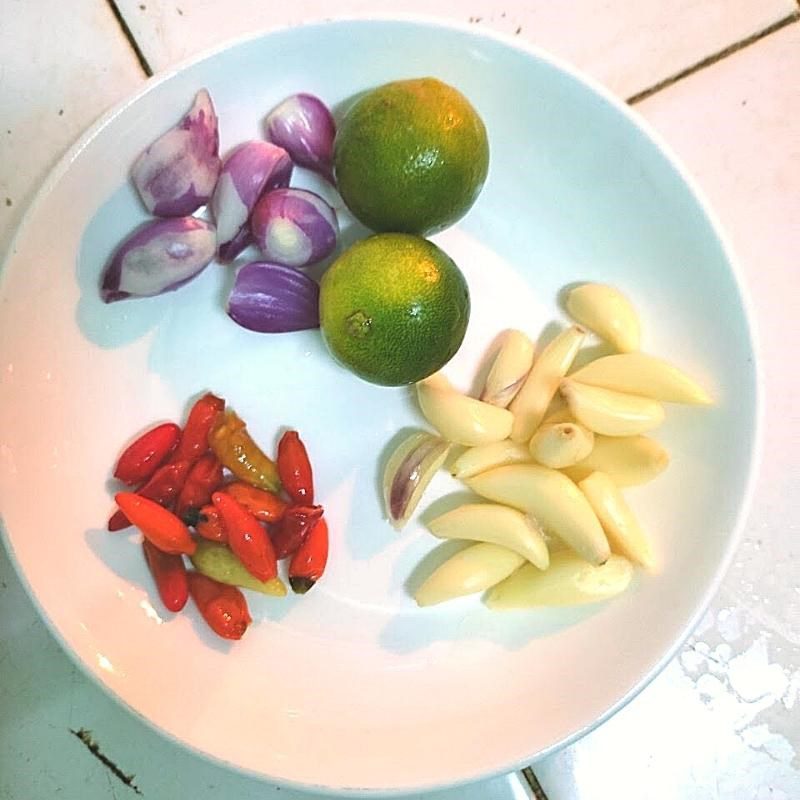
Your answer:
[480,329,535,408]
[383,431,450,530]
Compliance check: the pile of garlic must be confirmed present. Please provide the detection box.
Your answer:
[382,283,712,610]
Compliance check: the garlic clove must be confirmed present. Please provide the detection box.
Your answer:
[509,325,585,442]
[570,352,712,405]
[560,379,665,436]
[416,381,513,446]
[578,471,656,570]
[562,435,669,486]
[428,503,549,569]
[414,543,525,606]
[565,283,641,352]
[480,329,535,408]
[383,431,450,530]
[465,464,610,565]
[450,439,533,480]
[529,421,594,469]
[486,551,633,609]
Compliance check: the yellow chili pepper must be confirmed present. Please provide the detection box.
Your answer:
[208,410,281,492]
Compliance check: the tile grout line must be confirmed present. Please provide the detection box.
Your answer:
[627,11,799,105]
[522,767,551,800]
[104,0,154,77]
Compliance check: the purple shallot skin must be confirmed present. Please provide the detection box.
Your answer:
[227,261,320,333]
[131,89,221,217]
[100,217,217,303]
[211,140,293,262]
[251,188,338,268]
[389,437,447,522]
[264,93,336,182]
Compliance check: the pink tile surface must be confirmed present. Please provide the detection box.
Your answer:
[115,0,795,96]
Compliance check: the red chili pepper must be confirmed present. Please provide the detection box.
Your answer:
[193,504,227,543]
[115,492,196,555]
[271,504,323,560]
[142,539,189,612]
[113,422,181,486]
[277,430,314,504]
[172,393,225,465]
[108,459,191,531]
[222,482,287,524]
[211,492,277,581]
[187,571,251,640]
[289,517,328,594]
[174,454,224,519]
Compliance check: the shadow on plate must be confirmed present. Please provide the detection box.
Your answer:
[379,589,606,654]
[75,185,173,349]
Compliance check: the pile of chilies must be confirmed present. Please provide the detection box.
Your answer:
[108,393,327,640]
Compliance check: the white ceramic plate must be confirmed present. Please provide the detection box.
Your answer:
[0,17,759,796]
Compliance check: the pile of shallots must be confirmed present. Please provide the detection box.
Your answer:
[100,89,339,334]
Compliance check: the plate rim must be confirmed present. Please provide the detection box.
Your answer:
[0,13,764,796]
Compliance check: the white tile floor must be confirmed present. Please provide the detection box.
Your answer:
[1,2,798,798]
[115,0,796,97]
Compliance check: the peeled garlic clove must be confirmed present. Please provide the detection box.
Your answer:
[480,329,535,407]
[465,464,610,565]
[570,352,712,405]
[450,439,532,480]
[420,372,453,392]
[560,379,665,436]
[383,431,450,530]
[529,422,594,469]
[428,503,549,569]
[415,542,525,606]
[416,381,513,446]
[562,435,669,486]
[486,552,633,609]
[578,472,655,570]
[565,283,641,352]
[509,325,585,442]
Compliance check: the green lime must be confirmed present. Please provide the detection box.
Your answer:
[319,233,470,386]
[334,77,489,236]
